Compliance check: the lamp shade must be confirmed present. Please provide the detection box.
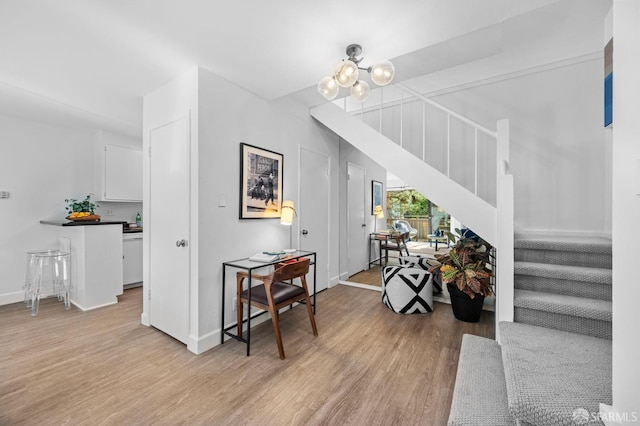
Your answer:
[334,60,359,88]
[350,80,370,102]
[317,76,339,100]
[370,60,395,86]
[281,200,295,225]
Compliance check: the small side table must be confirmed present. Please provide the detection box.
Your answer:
[427,234,449,251]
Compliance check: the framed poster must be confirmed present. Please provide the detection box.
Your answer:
[372,180,383,214]
[239,143,283,219]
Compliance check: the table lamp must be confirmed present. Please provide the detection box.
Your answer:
[281,200,296,250]
[373,205,384,232]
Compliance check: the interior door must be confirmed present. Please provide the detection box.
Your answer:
[347,163,367,277]
[299,147,330,292]
[149,117,190,344]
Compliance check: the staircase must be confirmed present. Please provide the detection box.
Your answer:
[514,236,612,339]
[449,235,612,426]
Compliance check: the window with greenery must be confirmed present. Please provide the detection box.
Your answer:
[386,190,430,218]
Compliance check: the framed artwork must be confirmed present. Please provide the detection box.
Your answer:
[239,143,283,219]
[604,37,613,127]
[372,180,383,214]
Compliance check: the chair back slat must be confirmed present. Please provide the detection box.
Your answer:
[273,258,310,282]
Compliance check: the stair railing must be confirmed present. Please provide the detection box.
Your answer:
[396,84,497,200]
[337,83,498,206]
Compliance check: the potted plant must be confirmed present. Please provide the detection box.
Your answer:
[65,194,100,221]
[428,228,493,322]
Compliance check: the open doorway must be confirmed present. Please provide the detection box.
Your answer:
[346,185,452,287]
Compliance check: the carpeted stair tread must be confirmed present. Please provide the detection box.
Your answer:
[514,289,611,322]
[514,236,611,253]
[514,236,611,268]
[447,334,514,426]
[500,322,612,426]
[514,261,611,284]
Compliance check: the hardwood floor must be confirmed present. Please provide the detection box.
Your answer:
[0,285,493,425]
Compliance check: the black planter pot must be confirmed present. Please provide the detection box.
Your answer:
[447,283,485,322]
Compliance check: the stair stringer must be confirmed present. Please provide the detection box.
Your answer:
[310,101,497,246]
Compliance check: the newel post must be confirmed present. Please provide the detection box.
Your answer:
[495,119,514,342]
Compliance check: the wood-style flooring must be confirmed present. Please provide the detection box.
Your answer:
[0,284,493,425]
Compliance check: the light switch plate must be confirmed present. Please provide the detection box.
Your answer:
[0,191,9,199]
[217,194,226,207]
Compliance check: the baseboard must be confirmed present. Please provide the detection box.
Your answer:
[338,280,382,292]
[0,291,24,306]
[339,271,351,281]
[328,274,341,288]
[70,299,118,311]
[140,312,150,326]
[189,309,277,355]
[188,330,218,355]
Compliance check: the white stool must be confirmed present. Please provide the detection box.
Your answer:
[24,250,71,316]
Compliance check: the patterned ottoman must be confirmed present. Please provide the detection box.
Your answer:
[399,255,443,293]
[381,265,434,314]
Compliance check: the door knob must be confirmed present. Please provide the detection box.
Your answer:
[176,239,187,247]
[301,229,309,235]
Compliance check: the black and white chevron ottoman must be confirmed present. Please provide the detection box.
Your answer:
[398,255,443,293]
[381,265,433,314]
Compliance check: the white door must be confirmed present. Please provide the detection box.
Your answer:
[299,148,330,292]
[347,163,367,277]
[149,117,190,344]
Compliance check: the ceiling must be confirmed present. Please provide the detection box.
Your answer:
[0,0,566,138]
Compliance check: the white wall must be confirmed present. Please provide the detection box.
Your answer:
[0,116,140,304]
[611,0,640,416]
[198,68,340,346]
[429,59,607,236]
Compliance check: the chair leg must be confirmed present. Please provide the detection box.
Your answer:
[236,274,244,337]
[270,309,286,360]
[304,293,318,337]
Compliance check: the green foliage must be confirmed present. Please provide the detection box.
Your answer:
[386,190,429,218]
[427,228,494,299]
[65,194,99,214]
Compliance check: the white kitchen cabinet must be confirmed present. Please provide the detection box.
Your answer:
[123,233,143,287]
[101,144,142,201]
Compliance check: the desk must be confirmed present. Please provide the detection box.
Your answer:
[220,250,316,356]
[427,234,448,251]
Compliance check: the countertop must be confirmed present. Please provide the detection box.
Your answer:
[41,219,128,227]
[40,220,142,233]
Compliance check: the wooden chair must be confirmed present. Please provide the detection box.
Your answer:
[380,231,410,263]
[236,258,318,359]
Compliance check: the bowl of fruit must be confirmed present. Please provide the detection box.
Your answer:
[65,195,101,222]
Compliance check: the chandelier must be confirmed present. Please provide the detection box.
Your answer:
[317,44,395,102]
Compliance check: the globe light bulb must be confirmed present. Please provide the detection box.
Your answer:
[334,60,359,88]
[317,76,339,100]
[369,60,395,86]
[350,80,370,102]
